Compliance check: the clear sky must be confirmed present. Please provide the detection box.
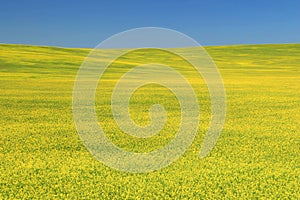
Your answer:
[0,0,299,47]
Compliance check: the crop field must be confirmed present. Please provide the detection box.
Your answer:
[0,43,299,199]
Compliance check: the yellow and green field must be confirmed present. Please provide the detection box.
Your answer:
[0,43,299,199]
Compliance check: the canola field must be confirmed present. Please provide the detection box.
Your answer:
[0,43,299,199]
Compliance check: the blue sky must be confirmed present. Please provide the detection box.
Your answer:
[0,0,299,47]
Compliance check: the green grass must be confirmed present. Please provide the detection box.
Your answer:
[0,43,299,199]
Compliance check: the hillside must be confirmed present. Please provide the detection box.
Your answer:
[0,43,299,199]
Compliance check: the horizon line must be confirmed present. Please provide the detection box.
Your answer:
[1,42,299,50]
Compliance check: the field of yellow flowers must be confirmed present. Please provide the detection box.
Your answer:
[0,43,299,199]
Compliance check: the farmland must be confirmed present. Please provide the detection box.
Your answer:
[0,43,299,199]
